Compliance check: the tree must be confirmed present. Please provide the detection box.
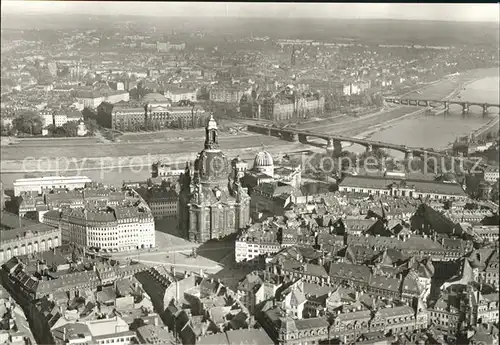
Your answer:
[361,93,373,107]
[62,121,79,137]
[0,122,11,136]
[46,124,56,135]
[84,120,95,136]
[71,248,80,263]
[12,111,43,135]
[372,93,384,107]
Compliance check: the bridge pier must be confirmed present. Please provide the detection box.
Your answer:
[298,134,308,144]
[289,133,298,142]
[326,139,342,156]
[326,139,334,153]
[365,144,373,153]
[405,150,414,160]
[443,101,449,114]
[483,104,488,116]
[462,102,469,115]
[334,140,342,156]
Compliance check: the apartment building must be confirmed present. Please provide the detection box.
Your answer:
[44,205,155,252]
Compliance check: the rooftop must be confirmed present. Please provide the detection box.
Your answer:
[1,223,59,242]
[340,174,467,196]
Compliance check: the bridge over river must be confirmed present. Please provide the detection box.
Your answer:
[246,124,489,168]
[383,98,500,115]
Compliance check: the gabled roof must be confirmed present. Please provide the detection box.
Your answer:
[237,272,264,293]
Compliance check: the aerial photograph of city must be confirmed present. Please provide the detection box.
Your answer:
[0,2,499,344]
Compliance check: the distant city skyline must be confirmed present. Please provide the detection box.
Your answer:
[2,2,499,23]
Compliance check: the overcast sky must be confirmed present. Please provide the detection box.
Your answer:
[2,2,499,22]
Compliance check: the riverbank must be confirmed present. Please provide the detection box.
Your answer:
[471,117,500,139]
[0,143,308,174]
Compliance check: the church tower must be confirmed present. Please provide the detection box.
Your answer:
[204,115,220,150]
[178,115,250,243]
[194,115,230,186]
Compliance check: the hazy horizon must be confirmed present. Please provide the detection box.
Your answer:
[2,2,499,23]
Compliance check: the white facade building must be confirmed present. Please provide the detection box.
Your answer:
[40,112,54,127]
[164,88,197,103]
[54,113,68,127]
[235,224,282,263]
[52,206,155,252]
[235,239,282,263]
[484,167,499,183]
[338,175,468,201]
[77,91,130,108]
[14,176,92,196]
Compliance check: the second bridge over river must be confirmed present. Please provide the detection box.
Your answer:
[383,98,500,115]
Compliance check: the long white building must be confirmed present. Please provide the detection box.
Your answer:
[14,176,92,196]
[338,174,468,201]
[43,205,155,252]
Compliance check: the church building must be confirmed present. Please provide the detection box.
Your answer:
[178,116,251,243]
